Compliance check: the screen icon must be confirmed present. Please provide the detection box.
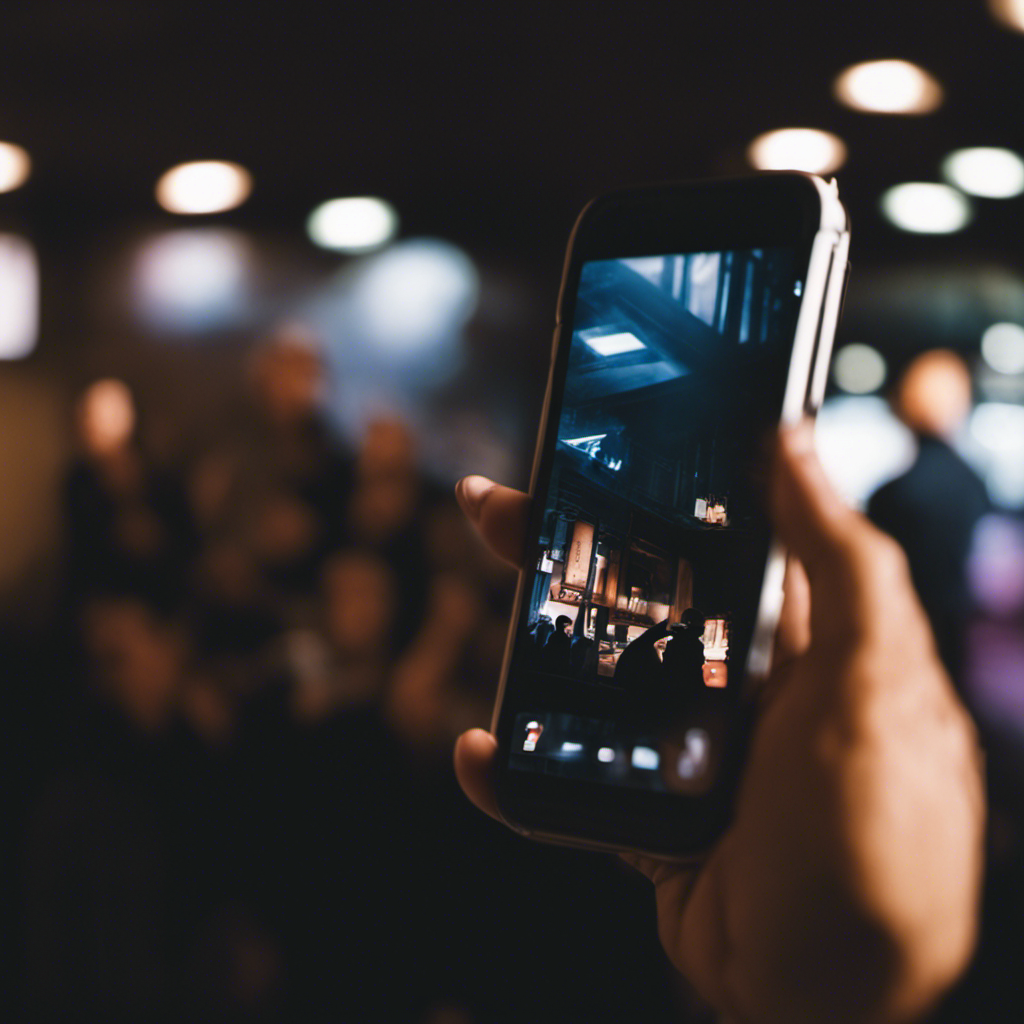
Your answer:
[523,721,543,752]
[631,746,659,770]
[676,728,711,780]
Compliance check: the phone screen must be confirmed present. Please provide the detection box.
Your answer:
[504,245,801,796]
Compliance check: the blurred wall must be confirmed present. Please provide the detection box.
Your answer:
[0,366,67,625]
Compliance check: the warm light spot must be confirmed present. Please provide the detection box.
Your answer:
[155,161,253,215]
[833,60,943,114]
[0,142,31,193]
[879,183,972,234]
[832,343,887,394]
[746,128,847,175]
[942,148,1024,199]
[307,197,398,252]
[981,323,1024,375]
[989,0,1024,33]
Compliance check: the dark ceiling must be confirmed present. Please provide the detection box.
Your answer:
[1,1,1022,260]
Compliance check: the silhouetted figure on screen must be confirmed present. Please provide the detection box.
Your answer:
[663,608,707,712]
[539,615,573,674]
[613,619,670,704]
[867,351,989,683]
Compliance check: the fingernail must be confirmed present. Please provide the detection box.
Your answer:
[455,475,492,519]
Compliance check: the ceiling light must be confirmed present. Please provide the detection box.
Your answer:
[583,331,646,356]
[879,183,972,234]
[832,343,887,393]
[0,234,38,359]
[307,197,398,252]
[746,128,847,174]
[988,0,1024,32]
[942,147,1024,198]
[0,142,31,193]
[833,60,943,114]
[981,322,1024,375]
[155,161,253,215]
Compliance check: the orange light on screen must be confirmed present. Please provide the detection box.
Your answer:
[702,662,728,688]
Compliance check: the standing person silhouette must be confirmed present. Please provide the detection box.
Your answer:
[867,350,989,684]
[662,608,707,713]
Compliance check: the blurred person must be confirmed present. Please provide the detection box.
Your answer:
[24,590,256,1021]
[345,415,447,647]
[81,590,188,734]
[868,349,990,683]
[539,613,573,673]
[347,416,427,546]
[64,379,196,603]
[386,571,486,752]
[662,608,707,704]
[454,423,984,1024]
[287,548,399,721]
[188,323,352,609]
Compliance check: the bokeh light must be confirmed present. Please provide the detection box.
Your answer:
[968,402,1024,507]
[155,161,253,215]
[0,234,39,359]
[307,197,399,252]
[0,141,31,193]
[350,239,478,352]
[981,322,1024,375]
[942,147,1024,198]
[815,396,918,509]
[832,343,887,393]
[833,59,944,114]
[879,183,973,234]
[988,0,1024,33]
[746,128,847,174]
[133,229,253,332]
[971,402,1024,452]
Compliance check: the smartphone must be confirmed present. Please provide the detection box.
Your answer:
[490,173,850,859]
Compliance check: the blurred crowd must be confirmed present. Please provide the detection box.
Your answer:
[13,326,689,1023]
[12,332,1024,1022]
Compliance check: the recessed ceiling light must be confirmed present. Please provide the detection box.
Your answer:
[583,331,646,357]
[942,148,1024,198]
[879,183,972,234]
[307,197,398,252]
[746,128,847,174]
[155,161,253,215]
[833,60,943,114]
[0,142,31,193]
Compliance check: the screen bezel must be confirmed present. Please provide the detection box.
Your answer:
[493,174,832,857]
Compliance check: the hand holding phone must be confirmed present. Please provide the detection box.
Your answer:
[455,424,984,1023]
